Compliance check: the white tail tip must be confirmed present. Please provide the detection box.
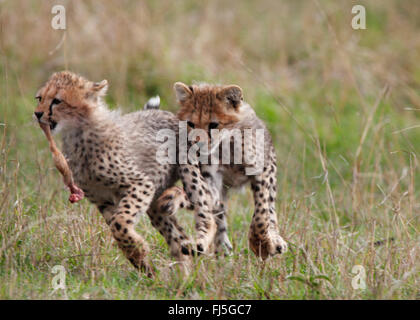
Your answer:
[144,95,160,110]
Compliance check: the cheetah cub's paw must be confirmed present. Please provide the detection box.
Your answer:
[180,240,197,257]
[249,231,287,260]
[268,233,288,256]
[214,233,233,256]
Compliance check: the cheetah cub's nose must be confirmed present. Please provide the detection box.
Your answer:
[34,111,44,120]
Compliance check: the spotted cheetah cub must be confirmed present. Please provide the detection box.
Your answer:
[34,71,216,275]
[172,82,287,259]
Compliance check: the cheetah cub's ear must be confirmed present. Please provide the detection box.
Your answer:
[174,82,192,103]
[220,85,243,109]
[90,79,108,98]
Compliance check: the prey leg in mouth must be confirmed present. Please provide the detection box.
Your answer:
[38,121,84,203]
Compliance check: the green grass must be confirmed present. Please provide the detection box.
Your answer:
[0,0,419,299]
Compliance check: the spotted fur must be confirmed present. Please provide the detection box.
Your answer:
[34,71,215,274]
[173,82,287,259]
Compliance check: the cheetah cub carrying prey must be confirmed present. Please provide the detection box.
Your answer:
[171,82,288,259]
[34,71,216,276]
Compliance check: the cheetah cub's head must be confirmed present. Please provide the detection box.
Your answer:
[174,82,246,137]
[34,71,108,133]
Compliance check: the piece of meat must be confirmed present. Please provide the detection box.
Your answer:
[39,122,84,203]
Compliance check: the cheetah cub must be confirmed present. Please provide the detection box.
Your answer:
[173,82,287,259]
[34,71,216,275]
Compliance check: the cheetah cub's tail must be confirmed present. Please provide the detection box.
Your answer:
[143,95,161,110]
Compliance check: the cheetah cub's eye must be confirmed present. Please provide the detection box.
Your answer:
[35,96,42,102]
[209,122,219,130]
[51,98,61,105]
[187,121,195,128]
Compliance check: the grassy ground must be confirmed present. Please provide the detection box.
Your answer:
[0,0,419,299]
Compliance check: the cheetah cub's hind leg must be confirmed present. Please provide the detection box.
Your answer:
[108,174,156,277]
[201,165,233,255]
[212,199,233,256]
[156,184,233,257]
[179,164,217,256]
[151,186,195,263]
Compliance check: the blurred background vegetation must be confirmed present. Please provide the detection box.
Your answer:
[0,0,418,299]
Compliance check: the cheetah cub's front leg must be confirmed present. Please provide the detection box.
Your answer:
[248,159,287,259]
